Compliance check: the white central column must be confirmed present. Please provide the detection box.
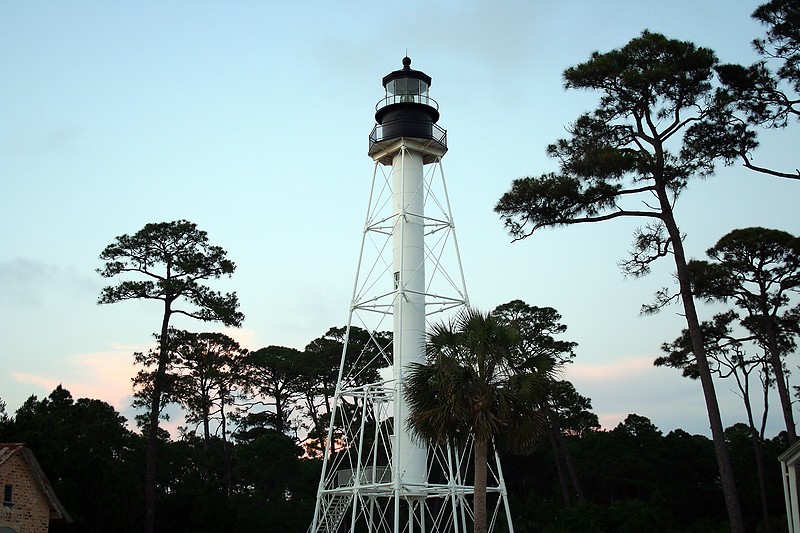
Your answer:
[392,145,427,489]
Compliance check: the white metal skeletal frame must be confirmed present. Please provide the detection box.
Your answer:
[309,140,515,533]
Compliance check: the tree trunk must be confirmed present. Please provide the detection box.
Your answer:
[219,397,233,497]
[548,428,571,507]
[275,390,286,434]
[202,405,212,483]
[750,427,772,532]
[763,314,797,443]
[144,385,160,533]
[144,304,173,533]
[474,437,489,533]
[555,429,586,504]
[660,203,745,533]
[740,363,772,532]
[144,354,167,533]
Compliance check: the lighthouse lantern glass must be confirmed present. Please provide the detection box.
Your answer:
[386,78,429,105]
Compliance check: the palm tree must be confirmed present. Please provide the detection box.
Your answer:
[404,307,555,533]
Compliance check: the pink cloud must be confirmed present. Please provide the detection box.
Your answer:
[562,356,695,431]
[565,356,653,383]
[10,372,60,392]
[219,327,260,350]
[11,343,143,412]
[597,412,629,430]
[68,345,140,409]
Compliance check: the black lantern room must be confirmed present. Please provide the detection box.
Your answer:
[368,57,447,162]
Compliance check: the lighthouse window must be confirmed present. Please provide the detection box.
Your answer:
[387,78,427,97]
[386,79,403,96]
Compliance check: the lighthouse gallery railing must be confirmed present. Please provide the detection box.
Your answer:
[369,119,448,152]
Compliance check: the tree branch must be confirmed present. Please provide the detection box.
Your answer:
[741,152,800,180]
[512,209,660,241]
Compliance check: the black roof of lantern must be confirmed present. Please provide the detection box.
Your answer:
[381,56,432,88]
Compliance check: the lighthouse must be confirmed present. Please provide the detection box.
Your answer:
[310,57,514,533]
[372,56,445,494]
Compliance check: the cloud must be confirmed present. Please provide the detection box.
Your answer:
[9,342,215,439]
[0,258,59,305]
[68,345,140,409]
[564,355,705,432]
[218,327,259,350]
[10,372,60,392]
[9,125,80,155]
[164,324,262,351]
[10,343,142,412]
[598,412,631,430]
[0,257,96,307]
[566,356,654,382]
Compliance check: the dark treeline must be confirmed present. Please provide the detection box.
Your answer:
[504,415,790,532]
[0,385,319,533]
[0,385,791,532]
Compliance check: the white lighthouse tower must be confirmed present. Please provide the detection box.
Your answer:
[310,57,514,533]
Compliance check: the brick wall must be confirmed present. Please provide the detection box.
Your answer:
[0,454,50,533]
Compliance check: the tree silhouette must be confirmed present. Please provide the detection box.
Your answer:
[689,227,800,442]
[243,345,306,437]
[98,220,243,533]
[405,307,554,533]
[495,32,748,530]
[715,0,799,180]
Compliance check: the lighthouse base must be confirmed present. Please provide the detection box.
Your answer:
[310,383,514,533]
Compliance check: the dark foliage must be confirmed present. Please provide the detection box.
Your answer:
[1,385,791,532]
[504,415,787,532]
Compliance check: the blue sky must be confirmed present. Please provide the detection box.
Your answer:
[1,0,798,436]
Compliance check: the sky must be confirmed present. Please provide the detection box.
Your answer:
[1,0,798,438]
